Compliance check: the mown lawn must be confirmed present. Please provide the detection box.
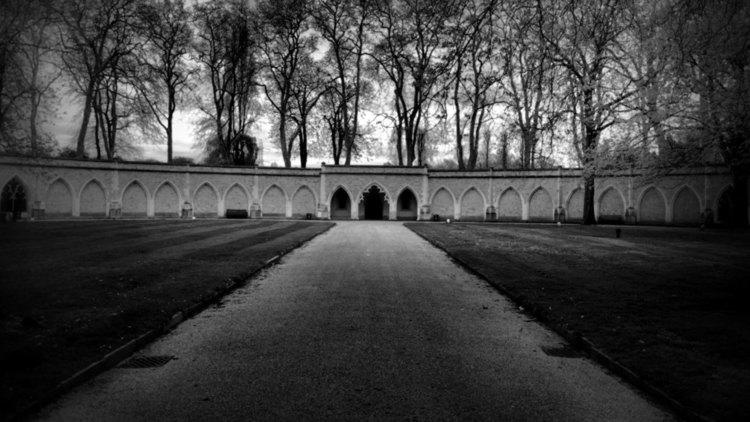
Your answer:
[406,222,750,421]
[0,219,333,417]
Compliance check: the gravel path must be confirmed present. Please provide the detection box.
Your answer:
[36,222,672,421]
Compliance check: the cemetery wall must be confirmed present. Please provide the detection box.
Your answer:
[0,156,735,225]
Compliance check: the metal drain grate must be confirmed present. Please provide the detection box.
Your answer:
[119,355,175,368]
[541,345,581,358]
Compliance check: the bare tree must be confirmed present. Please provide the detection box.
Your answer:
[499,0,562,169]
[543,0,635,224]
[135,0,193,163]
[193,0,259,165]
[19,17,62,155]
[445,0,498,169]
[371,0,458,166]
[290,55,328,168]
[256,0,309,168]
[670,0,750,225]
[58,0,139,159]
[0,0,36,147]
[312,0,372,165]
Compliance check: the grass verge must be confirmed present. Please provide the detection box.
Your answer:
[0,219,333,418]
[405,222,750,421]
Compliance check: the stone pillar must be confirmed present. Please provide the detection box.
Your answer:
[251,173,261,218]
[217,194,226,218]
[420,171,430,220]
[147,195,155,218]
[486,169,495,221]
[319,167,328,219]
[389,198,397,220]
[625,167,636,224]
[72,186,80,217]
[181,170,193,219]
[351,191,359,220]
[110,167,120,218]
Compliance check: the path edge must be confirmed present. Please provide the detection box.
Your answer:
[407,224,710,422]
[13,222,336,422]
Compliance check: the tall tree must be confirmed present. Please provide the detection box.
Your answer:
[256,0,309,168]
[312,0,372,165]
[18,10,62,155]
[372,0,458,166]
[58,0,139,158]
[0,0,35,147]
[135,0,193,163]
[193,0,259,165]
[672,0,750,225]
[290,55,328,168]
[499,0,562,169]
[543,0,635,224]
[446,0,498,169]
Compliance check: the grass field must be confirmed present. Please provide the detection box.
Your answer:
[0,219,333,417]
[405,222,750,421]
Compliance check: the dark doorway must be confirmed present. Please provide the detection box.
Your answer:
[1,177,27,220]
[363,185,386,220]
[717,188,734,225]
[397,189,418,220]
[330,188,351,219]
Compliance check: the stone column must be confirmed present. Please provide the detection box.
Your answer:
[147,195,155,218]
[420,171,430,221]
[250,173,261,218]
[554,167,564,222]
[181,171,192,219]
[109,167,121,219]
[319,167,327,219]
[626,167,636,224]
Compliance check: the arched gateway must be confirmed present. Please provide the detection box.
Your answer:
[330,188,351,219]
[360,185,388,220]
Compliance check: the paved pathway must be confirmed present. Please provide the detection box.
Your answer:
[37,222,672,421]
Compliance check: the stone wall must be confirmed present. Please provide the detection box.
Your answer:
[0,156,738,225]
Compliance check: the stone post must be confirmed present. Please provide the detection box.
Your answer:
[250,173,261,218]
[319,165,327,219]
[182,171,192,219]
[420,169,430,220]
[625,167,636,224]
[109,166,120,218]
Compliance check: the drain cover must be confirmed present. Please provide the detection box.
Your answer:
[119,355,175,368]
[541,345,581,358]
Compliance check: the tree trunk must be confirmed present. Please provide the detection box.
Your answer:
[453,60,465,170]
[299,122,308,168]
[500,132,508,169]
[167,86,175,164]
[395,123,403,166]
[29,94,38,154]
[582,171,596,225]
[279,104,291,168]
[75,78,97,158]
[167,122,173,164]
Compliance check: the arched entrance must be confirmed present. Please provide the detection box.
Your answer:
[717,188,734,225]
[397,189,418,220]
[361,185,388,220]
[330,188,351,219]
[1,177,27,220]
